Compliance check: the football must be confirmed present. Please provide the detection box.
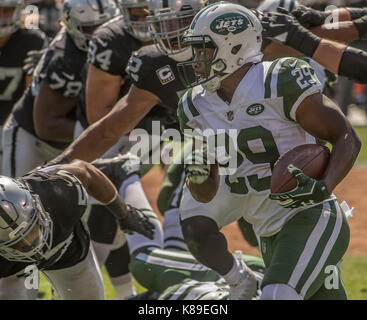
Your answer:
[270,144,331,194]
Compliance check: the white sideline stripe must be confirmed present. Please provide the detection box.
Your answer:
[181,90,193,120]
[288,202,331,290]
[139,253,210,271]
[147,247,197,260]
[300,201,343,297]
[166,280,198,300]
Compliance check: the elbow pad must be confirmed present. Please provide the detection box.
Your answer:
[353,15,367,39]
[339,46,367,83]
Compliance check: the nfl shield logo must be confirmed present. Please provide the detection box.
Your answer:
[226,111,234,121]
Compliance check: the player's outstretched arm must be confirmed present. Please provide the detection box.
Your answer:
[262,9,367,83]
[296,93,361,193]
[57,160,155,239]
[58,84,160,163]
[86,64,123,124]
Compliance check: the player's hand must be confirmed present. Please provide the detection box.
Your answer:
[292,5,330,29]
[23,49,45,76]
[119,205,155,240]
[269,164,331,208]
[261,7,299,44]
[184,148,210,184]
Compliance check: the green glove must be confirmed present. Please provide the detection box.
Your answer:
[269,164,331,208]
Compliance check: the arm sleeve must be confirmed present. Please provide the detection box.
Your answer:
[338,45,367,84]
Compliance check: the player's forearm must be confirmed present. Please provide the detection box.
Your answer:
[322,123,361,193]
[186,164,219,203]
[310,22,359,44]
[62,118,120,163]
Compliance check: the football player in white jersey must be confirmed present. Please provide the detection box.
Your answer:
[176,1,360,300]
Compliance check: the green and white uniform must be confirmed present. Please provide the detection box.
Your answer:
[177,57,350,299]
[129,247,265,299]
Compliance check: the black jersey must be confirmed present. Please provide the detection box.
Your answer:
[77,17,170,132]
[12,28,86,149]
[0,168,90,278]
[0,28,47,125]
[126,45,194,125]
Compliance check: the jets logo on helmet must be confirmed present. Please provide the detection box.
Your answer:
[62,0,118,52]
[210,13,250,35]
[178,1,263,92]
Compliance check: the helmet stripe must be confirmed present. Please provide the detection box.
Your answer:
[96,0,104,13]
[0,207,18,230]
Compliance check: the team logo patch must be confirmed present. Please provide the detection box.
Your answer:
[246,103,265,116]
[210,13,250,35]
[156,65,175,85]
[226,110,234,121]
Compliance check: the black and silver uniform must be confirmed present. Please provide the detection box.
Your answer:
[126,44,195,125]
[77,16,169,132]
[0,28,46,125]
[0,168,89,278]
[12,28,86,149]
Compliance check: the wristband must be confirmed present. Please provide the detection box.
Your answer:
[105,192,128,220]
[286,25,322,57]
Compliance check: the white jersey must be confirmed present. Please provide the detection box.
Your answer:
[178,57,326,236]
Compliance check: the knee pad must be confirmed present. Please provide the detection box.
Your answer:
[105,242,131,277]
[261,284,303,300]
[163,208,188,251]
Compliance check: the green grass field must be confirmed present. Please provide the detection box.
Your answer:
[36,126,367,300]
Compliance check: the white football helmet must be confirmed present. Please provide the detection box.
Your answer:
[0,0,23,37]
[62,0,118,51]
[257,0,299,15]
[118,0,151,42]
[178,1,263,91]
[147,0,207,62]
[0,176,53,263]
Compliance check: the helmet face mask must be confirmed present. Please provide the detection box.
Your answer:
[62,0,118,51]
[178,1,263,91]
[178,35,227,91]
[147,0,207,62]
[118,0,151,42]
[0,178,53,263]
[0,0,23,38]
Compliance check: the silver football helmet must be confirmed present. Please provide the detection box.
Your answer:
[118,0,151,42]
[0,176,53,263]
[147,0,207,62]
[62,0,118,51]
[0,0,23,37]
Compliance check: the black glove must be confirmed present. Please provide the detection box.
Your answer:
[346,7,367,20]
[92,153,140,189]
[119,205,155,240]
[262,8,321,58]
[23,49,46,76]
[292,5,331,28]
